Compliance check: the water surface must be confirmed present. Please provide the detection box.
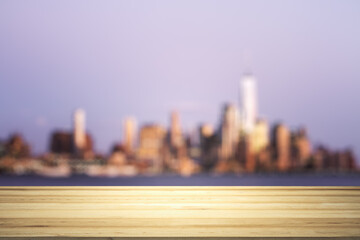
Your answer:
[1,173,360,186]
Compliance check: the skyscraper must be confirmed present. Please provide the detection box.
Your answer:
[291,128,311,168]
[272,123,291,172]
[249,119,270,154]
[240,73,258,134]
[137,124,166,173]
[123,117,137,153]
[219,103,240,161]
[170,111,183,148]
[199,124,214,139]
[50,131,73,154]
[73,109,86,154]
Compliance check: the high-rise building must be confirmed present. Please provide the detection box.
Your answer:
[249,119,269,154]
[239,120,270,173]
[73,109,86,154]
[219,103,240,161]
[123,117,137,153]
[50,131,73,154]
[198,124,218,170]
[199,124,214,139]
[170,111,183,148]
[137,124,166,173]
[4,134,31,158]
[243,135,256,173]
[272,123,291,171]
[240,73,258,134]
[291,128,311,168]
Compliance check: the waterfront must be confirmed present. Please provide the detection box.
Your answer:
[1,173,360,186]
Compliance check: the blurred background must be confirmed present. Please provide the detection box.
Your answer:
[0,0,359,185]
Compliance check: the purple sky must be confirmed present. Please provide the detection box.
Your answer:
[0,0,359,161]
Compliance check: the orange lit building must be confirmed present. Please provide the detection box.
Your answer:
[137,124,166,173]
[272,123,291,172]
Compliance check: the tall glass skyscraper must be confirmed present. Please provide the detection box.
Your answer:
[240,73,258,134]
[73,109,86,153]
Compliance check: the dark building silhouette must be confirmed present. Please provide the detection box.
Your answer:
[50,131,73,154]
[338,149,357,171]
[111,143,126,154]
[49,131,93,156]
[311,145,357,172]
[4,134,31,158]
[199,133,219,171]
[291,127,311,169]
[0,140,6,158]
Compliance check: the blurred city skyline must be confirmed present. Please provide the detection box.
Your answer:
[0,0,359,162]
[1,74,356,176]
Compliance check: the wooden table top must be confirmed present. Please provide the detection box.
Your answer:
[0,186,359,238]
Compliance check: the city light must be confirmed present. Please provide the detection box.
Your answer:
[0,73,357,177]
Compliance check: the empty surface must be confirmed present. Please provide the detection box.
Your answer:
[0,187,360,237]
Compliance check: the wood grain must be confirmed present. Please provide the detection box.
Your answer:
[0,187,359,238]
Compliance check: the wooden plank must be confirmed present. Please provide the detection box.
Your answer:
[0,187,359,238]
[2,238,360,240]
